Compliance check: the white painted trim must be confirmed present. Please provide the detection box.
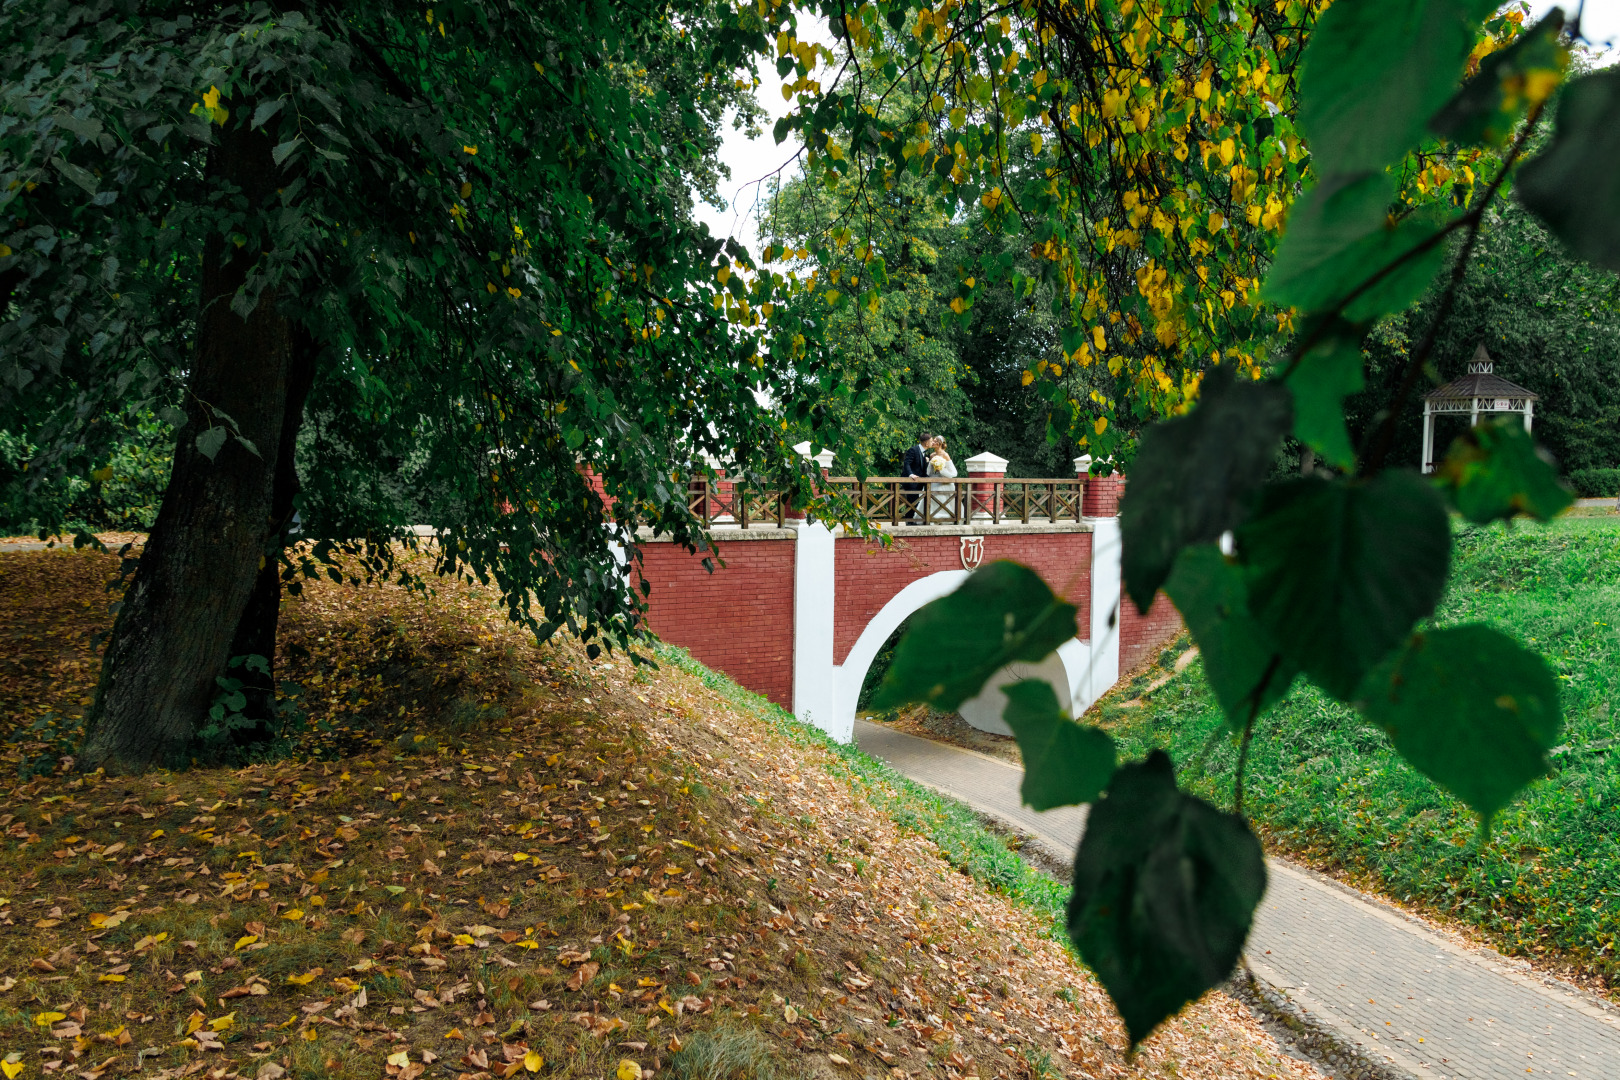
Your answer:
[1085,516,1123,705]
[957,641,1095,734]
[825,570,970,743]
[799,517,1126,742]
[964,451,1009,472]
[792,522,838,735]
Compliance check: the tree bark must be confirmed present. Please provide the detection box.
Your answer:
[225,328,315,742]
[79,120,305,772]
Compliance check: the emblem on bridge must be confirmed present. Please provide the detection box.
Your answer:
[960,536,984,571]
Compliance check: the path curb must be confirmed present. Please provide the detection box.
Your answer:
[1230,964,1415,1080]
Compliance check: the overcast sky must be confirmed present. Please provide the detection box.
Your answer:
[691,2,1619,254]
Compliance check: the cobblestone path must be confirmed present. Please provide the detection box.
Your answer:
[854,719,1620,1079]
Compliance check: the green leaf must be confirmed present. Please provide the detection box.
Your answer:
[1357,625,1561,823]
[870,561,1078,712]
[1240,472,1450,701]
[1120,366,1292,612]
[1432,416,1573,523]
[1262,173,1448,322]
[195,426,228,462]
[1299,0,1500,174]
[1000,680,1116,811]
[251,98,286,130]
[1284,328,1366,469]
[271,137,302,167]
[1517,68,1620,273]
[1162,546,1296,729]
[1067,751,1266,1048]
[52,156,99,196]
[1430,10,1567,148]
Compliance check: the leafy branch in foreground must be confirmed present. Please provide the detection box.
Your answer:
[872,0,1604,1049]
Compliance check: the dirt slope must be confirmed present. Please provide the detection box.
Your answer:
[0,548,1319,1080]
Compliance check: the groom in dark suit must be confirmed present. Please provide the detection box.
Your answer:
[901,432,931,524]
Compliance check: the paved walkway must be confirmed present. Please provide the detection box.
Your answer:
[855,719,1620,1080]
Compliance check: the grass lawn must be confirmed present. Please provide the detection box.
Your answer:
[1099,514,1620,990]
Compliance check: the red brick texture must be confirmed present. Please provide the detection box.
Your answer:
[1082,475,1125,516]
[1118,588,1184,676]
[638,540,796,707]
[832,532,1093,665]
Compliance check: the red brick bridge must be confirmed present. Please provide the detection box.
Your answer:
[634,453,1180,742]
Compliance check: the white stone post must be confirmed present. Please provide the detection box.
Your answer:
[1085,514,1123,708]
[792,521,840,738]
[1421,403,1434,474]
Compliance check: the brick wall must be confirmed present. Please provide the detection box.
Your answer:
[832,532,1093,664]
[638,540,796,707]
[1118,588,1184,676]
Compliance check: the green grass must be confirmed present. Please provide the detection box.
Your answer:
[1102,516,1620,980]
[654,643,1073,937]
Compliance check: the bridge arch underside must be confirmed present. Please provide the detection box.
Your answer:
[820,527,1101,743]
[834,570,1097,742]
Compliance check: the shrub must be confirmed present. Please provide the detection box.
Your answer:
[1568,468,1620,498]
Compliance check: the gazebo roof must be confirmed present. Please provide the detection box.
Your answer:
[1424,344,1538,402]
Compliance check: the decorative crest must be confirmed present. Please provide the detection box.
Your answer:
[960,536,984,571]
[1467,343,1495,375]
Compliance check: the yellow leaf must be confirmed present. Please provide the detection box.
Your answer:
[234,935,258,951]
[33,1013,64,1028]
[387,1052,411,1068]
[1092,326,1107,352]
[97,974,125,983]
[149,830,164,839]
[453,934,476,946]
[526,1051,546,1073]
[184,1013,204,1036]
[2,1059,23,1078]
[280,909,304,921]
[89,911,129,929]
[1194,76,1211,101]
[716,265,731,284]
[1094,415,1109,435]
[463,145,478,155]
[614,1060,640,1080]
[209,1013,235,1032]
[1030,132,1043,155]
[286,972,317,986]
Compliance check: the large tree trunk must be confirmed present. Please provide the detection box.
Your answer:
[79,120,307,772]
[225,329,315,741]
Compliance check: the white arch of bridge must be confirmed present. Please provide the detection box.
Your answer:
[791,519,1123,743]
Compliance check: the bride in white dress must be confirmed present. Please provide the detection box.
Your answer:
[927,436,958,522]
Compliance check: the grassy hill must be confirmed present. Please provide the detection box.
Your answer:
[0,547,1319,1080]
[1099,515,1620,994]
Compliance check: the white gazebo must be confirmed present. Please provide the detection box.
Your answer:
[1421,344,1538,474]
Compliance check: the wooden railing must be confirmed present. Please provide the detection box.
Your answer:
[686,480,789,528]
[685,476,1087,527]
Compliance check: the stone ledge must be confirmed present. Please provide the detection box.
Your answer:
[633,519,1098,543]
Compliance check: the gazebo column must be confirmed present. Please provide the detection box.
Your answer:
[1469,396,1480,430]
[1421,402,1434,474]
[1524,399,1534,433]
